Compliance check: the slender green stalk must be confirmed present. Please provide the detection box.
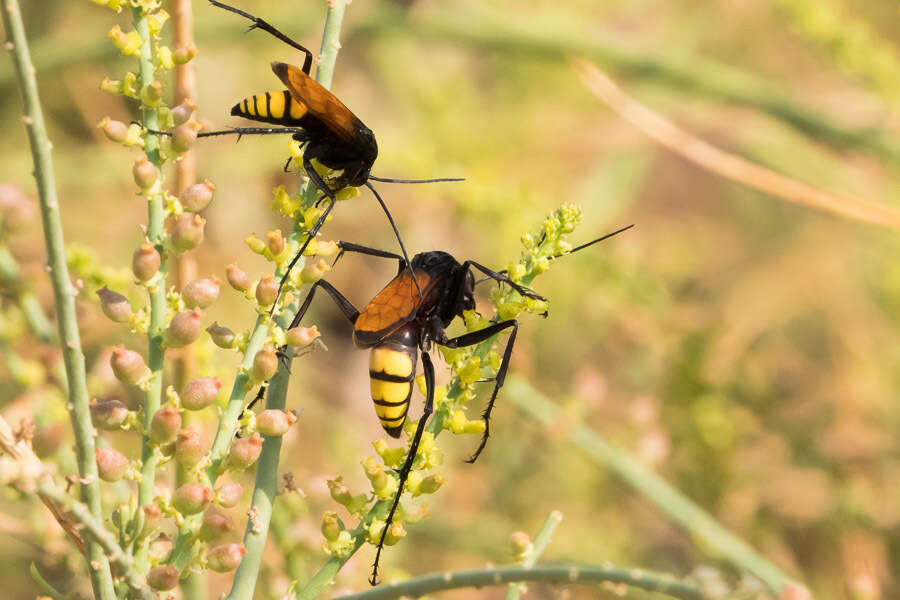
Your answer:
[0,1,115,597]
[505,510,563,600]
[504,376,799,594]
[331,563,704,600]
[29,563,65,600]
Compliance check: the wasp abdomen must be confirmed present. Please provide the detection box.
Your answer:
[369,344,417,437]
[231,90,307,126]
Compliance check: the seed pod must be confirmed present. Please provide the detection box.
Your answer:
[227,433,262,470]
[32,424,64,458]
[132,155,157,190]
[149,405,181,444]
[180,180,215,212]
[215,482,243,508]
[95,447,129,482]
[132,243,161,282]
[147,565,178,591]
[97,286,133,323]
[206,322,236,349]
[198,508,235,542]
[175,428,205,467]
[181,376,221,410]
[266,230,285,255]
[182,276,220,309]
[171,101,196,125]
[285,325,320,348]
[257,409,296,437]
[90,399,130,431]
[98,117,128,143]
[225,264,251,292]
[172,120,201,153]
[251,345,278,381]
[170,213,206,253]
[164,309,204,348]
[110,345,150,385]
[173,482,213,515]
[254,275,278,307]
[207,543,246,572]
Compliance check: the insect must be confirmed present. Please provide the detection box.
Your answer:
[169,0,462,306]
[276,224,633,584]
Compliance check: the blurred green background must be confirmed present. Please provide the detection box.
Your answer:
[2,0,900,598]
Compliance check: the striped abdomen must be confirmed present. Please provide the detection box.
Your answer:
[369,342,417,437]
[230,90,308,126]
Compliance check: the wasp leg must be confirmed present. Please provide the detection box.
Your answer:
[235,382,269,438]
[437,319,518,463]
[370,350,435,586]
[365,181,422,300]
[461,261,545,302]
[286,278,359,331]
[332,241,405,269]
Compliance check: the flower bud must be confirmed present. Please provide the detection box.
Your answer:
[266,230,285,255]
[509,531,533,562]
[418,473,445,495]
[257,409,296,437]
[110,345,150,385]
[182,276,220,309]
[384,522,406,546]
[215,482,243,508]
[0,183,35,229]
[98,117,128,143]
[170,213,206,252]
[171,101,196,125]
[226,264,250,292]
[140,80,164,108]
[327,478,352,506]
[206,322,236,349]
[207,543,246,572]
[285,325,320,348]
[322,511,343,542]
[149,405,182,444]
[147,534,174,562]
[175,428,205,467]
[96,447,129,482]
[300,259,330,284]
[32,424,63,458]
[181,376,221,410]
[180,180,214,212]
[251,345,278,381]
[227,433,262,470]
[172,120,201,153]
[254,275,278,307]
[147,565,178,591]
[142,503,162,530]
[97,286,133,323]
[132,243,161,282]
[132,155,157,190]
[90,399,130,430]
[173,43,198,64]
[164,309,204,348]
[173,482,213,515]
[198,508,235,542]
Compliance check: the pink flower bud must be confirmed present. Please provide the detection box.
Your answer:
[285,325,320,348]
[225,264,251,292]
[164,309,204,348]
[149,405,182,444]
[172,120,202,153]
[98,117,128,143]
[148,533,174,562]
[110,345,149,385]
[170,213,206,252]
[215,482,243,508]
[32,424,64,458]
[171,101,196,125]
[175,428,205,467]
[90,399,130,430]
[142,503,162,529]
[206,322,236,349]
[207,543,246,572]
[173,482,213,515]
[173,43,198,64]
[181,376,221,410]
[251,344,279,382]
[97,286,133,323]
[266,230,285,255]
[0,183,35,229]
[257,409,296,437]
[95,447,129,482]
[182,276,220,309]
[198,508,235,542]
[255,275,278,307]
[132,155,157,190]
[132,243,161,282]
[180,180,215,212]
[147,565,178,591]
[227,433,263,470]
[300,259,330,284]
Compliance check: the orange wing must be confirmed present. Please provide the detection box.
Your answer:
[271,62,358,143]
[354,270,433,344]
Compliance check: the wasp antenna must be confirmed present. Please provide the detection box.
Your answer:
[367,175,465,184]
[554,224,634,259]
[364,181,423,299]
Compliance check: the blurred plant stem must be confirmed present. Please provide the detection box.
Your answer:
[29,564,64,600]
[331,563,704,600]
[504,376,799,594]
[0,0,116,597]
[505,510,563,600]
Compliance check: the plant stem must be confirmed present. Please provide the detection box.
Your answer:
[29,563,65,600]
[504,376,799,594]
[505,510,563,600]
[331,563,704,600]
[0,1,116,597]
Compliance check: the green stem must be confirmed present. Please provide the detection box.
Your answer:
[504,376,799,594]
[331,563,704,600]
[0,1,116,597]
[29,563,65,600]
[505,510,563,600]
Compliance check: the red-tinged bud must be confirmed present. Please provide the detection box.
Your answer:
[266,230,285,255]
[95,447,129,482]
[0,183,35,229]
[207,543,246,572]
[227,433,262,470]
[257,409,296,437]
[147,565,178,591]
[170,213,206,252]
[132,243,161,282]
[110,345,150,385]
[173,482,213,515]
[173,43,198,64]
[321,511,341,541]
[251,345,278,381]
[182,376,221,410]
[300,259,330,284]
[198,508,235,542]
[285,325,320,348]
[255,275,278,307]
[172,120,202,153]
[164,309,204,348]
[215,482,243,508]
[180,180,215,213]
[147,534,174,562]
[98,117,128,143]
[175,428,205,467]
[142,503,162,530]
[171,101,196,126]
[182,276,220,309]
[206,322,236,349]
[132,155,157,190]
[90,399,130,430]
[225,264,251,292]
[32,424,63,458]
[97,286,133,323]
[149,405,182,444]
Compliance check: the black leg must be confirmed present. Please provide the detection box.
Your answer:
[333,241,404,269]
[286,278,359,331]
[461,261,545,301]
[370,350,435,586]
[438,319,518,463]
[145,126,308,139]
[208,0,313,73]
[365,182,422,299]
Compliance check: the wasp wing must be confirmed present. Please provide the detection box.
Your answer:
[354,269,433,347]
[271,61,360,143]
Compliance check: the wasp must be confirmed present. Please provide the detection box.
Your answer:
[274,224,633,584]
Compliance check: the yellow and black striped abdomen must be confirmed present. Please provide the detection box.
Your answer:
[369,344,417,438]
[230,90,309,126]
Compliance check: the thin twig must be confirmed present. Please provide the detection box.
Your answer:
[505,510,563,600]
[0,1,116,597]
[29,563,65,600]
[575,60,900,230]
